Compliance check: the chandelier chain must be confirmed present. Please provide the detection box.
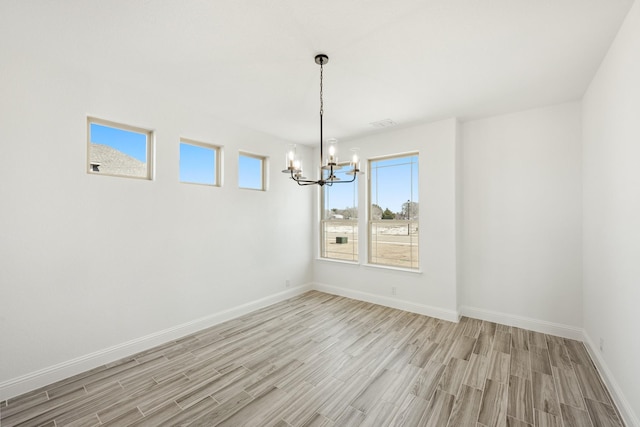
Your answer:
[320,61,324,116]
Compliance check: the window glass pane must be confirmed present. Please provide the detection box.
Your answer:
[88,120,150,179]
[369,154,419,269]
[321,165,358,262]
[370,155,418,215]
[369,221,419,269]
[323,168,358,219]
[321,221,358,261]
[180,142,217,186]
[239,154,264,190]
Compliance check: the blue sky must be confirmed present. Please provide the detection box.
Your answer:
[180,143,216,185]
[238,154,263,189]
[90,123,147,162]
[370,155,419,211]
[92,123,224,185]
[325,155,419,213]
[324,167,358,212]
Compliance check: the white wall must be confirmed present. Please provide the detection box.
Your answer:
[2,2,638,420]
[314,107,584,334]
[582,1,640,424]
[314,119,460,320]
[455,120,464,312]
[461,103,583,332]
[0,41,314,398]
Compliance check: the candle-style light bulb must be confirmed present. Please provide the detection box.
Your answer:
[285,144,297,170]
[327,139,337,164]
[349,148,361,173]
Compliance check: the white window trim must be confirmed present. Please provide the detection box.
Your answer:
[238,151,268,191]
[367,152,420,270]
[87,116,154,180]
[320,161,359,262]
[179,137,223,187]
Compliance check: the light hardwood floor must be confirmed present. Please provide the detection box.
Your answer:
[0,291,624,426]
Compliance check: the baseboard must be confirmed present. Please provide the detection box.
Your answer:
[312,282,459,322]
[459,305,583,340]
[583,332,639,427]
[0,284,312,401]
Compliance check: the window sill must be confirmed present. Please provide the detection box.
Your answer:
[362,263,423,274]
[315,258,423,274]
[315,258,359,266]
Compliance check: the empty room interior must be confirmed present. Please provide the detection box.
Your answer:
[1,0,639,426]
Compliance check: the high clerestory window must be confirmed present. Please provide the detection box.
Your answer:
[180,139,221,186]
[87,117,153,180]
[369,153,419,269]
[238,152,267,191]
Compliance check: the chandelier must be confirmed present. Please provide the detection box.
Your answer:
[283,54,360,186]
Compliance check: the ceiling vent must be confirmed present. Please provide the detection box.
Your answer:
[370,118,397,128]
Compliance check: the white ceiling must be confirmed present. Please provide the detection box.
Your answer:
[2,0,634,144]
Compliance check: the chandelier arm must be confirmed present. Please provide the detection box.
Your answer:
[341,173,357,183]
[294,177,312,186]
[299,179,323,186]
[290,170,326,186]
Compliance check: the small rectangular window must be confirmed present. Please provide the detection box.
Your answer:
[321,163,358,262]
[180,139,221,186]
[87,117,153,179]
[239,152,266,190]
[369,153,419,269]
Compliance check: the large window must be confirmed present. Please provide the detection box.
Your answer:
[87,117,153,179]
[321,164,358,262]
[238,152,266,190]
[180,139,220,186]
[369,154,419,269]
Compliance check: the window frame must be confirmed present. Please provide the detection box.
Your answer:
[238,151,268,191]
[320,161,359,263]
[367,152,420,270]
[87,117,154,180]
[179,138,222,187]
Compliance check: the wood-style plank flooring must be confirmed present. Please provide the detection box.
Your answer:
[0,291,625,426]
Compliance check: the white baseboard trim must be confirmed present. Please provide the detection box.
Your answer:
[459,305,583,341]
[0,284,312,401]
[312,282,459,322]
[583,332,639,427]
